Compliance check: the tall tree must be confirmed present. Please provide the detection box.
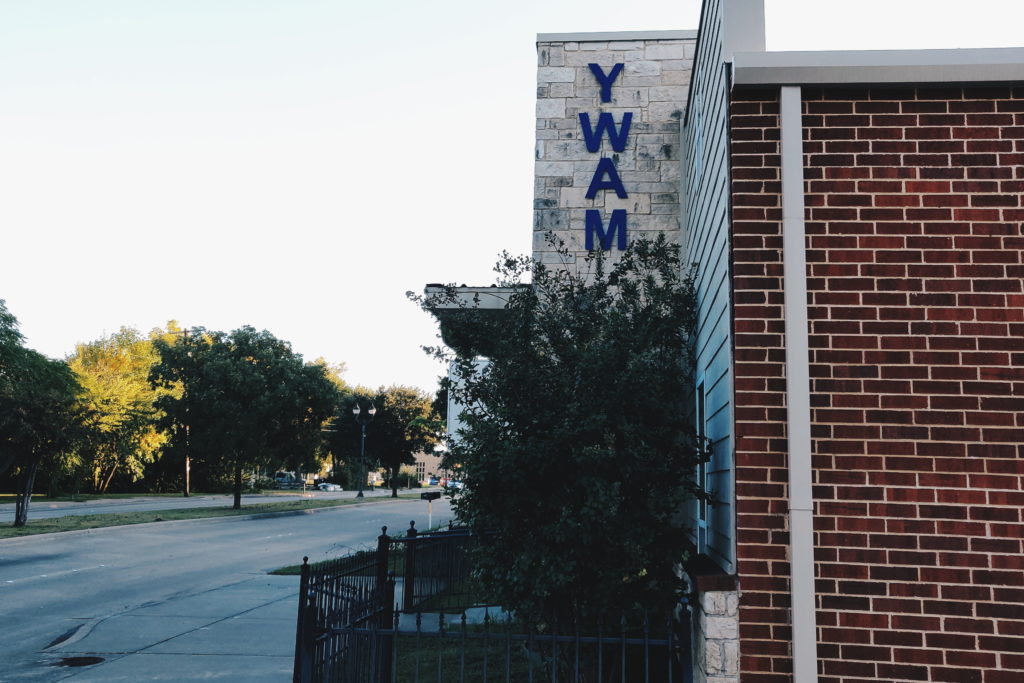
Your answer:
[0,299,25,480]
[417,235,709,619]
[150,326,340,508]
[310,357,349,393]
[322,388,372,489]
[68,328,167,493]
[371,386,440,498]
[322,386,439,496]
[0,300,85,526]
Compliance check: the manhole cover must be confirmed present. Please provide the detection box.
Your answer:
[54,656,104,667]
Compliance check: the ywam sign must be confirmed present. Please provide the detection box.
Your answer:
[582,63,631,251]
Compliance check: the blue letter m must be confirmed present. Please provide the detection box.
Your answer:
[585,209,627,251]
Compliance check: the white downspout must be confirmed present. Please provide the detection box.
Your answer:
[779,85,819,683]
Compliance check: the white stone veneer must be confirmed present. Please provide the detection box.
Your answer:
[534,36,695,266]
[694,590,740,683]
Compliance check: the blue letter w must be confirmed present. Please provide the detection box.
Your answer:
[579,112,632,153]
[585,209,628,251]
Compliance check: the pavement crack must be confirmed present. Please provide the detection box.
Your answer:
[44,627,80,650]
[43,617,107,652]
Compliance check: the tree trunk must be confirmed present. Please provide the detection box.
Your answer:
[101,464,118,493]
[13,460,40,527]
[390,465,399,498]
[233,462,242,510]
[0,452,15,478]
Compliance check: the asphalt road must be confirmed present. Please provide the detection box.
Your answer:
[0,497,453,681]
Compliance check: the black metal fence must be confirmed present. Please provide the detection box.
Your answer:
[294,527,397,683]
[400,523,477,612]
[293,523,691,683]
[346,607,687,683]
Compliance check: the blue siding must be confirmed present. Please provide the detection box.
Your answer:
[681,0,735,573]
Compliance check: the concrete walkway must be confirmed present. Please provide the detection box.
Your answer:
[0,487,415,523]
[38,575,299,682]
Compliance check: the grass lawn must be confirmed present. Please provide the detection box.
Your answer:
[0,492,197,505]
[0,489,349,505]
[0,493,423,540]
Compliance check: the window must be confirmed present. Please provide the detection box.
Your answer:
[696,380,708,553]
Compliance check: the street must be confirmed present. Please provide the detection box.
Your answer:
[0,497,453,681]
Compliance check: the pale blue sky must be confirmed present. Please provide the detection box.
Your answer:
[2,0,1022,392]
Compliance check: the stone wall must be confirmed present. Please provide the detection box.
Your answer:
[695,590,741,683]
[534,33,695,266]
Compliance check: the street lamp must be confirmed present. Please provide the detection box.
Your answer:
[352,402,376,498]
[167,328,192,498]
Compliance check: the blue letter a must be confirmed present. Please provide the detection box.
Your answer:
[586,158,628,199]
[585,209,628,251]
[579,112,633,153]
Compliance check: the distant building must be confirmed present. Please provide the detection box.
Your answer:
[412,450,446,484]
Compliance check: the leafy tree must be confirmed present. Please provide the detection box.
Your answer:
[0,300,85,526]
[371,386,440,498]
[310,357,349,393]
[150,326,340,508]
[0,299,25,480]
[68,328,168,493]
[417,235,708,619]
[322,386,438,496]
[322,388,373,490]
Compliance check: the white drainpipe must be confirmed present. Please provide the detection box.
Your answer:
[779,84,819,683]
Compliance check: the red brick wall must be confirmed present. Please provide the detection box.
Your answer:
[730,86,1024,683]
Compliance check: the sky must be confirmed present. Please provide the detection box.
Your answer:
[3,0,1023,394]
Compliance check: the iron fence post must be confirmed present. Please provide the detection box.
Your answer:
[373,527,391,683]
[293,557,313,683]
[375,526,390,593]
[378,573,396,683]
[404,520,418,611]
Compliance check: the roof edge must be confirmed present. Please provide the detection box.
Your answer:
[537,30,697,44]
[734,47,1024,86]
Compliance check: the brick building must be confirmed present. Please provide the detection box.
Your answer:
[726,50,1024,683]
[430,1,1024,680]
[688,2,1023,680]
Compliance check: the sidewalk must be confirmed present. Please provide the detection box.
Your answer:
[0,487,411,524]
[39,575,299,682]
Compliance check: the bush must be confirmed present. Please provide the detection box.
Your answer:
[419,235,709,620]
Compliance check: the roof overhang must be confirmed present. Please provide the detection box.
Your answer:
[422,285,520,356]
[733,47,1024,87]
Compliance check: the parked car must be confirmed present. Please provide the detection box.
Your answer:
[428,477,439,486]
[317,483,342,492]
[446,480,465,491]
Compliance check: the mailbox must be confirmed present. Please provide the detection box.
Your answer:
[421,491,441,501]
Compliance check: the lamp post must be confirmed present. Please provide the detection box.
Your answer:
[167,328,192,497]
[352,402,376,498]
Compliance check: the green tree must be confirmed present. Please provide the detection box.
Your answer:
[68,328,168,493]
[322,388,372,490]
[150,326,340,508]
[372,386,440,498]
[322,386,439,496]
[0,300,86,526]
[310,357,349,393]
[418,235,708,619]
